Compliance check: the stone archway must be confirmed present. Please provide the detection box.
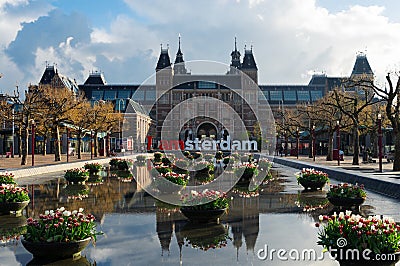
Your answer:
[196,122,218,140]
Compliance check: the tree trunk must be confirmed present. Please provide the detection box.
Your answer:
[54,126,61,161]
[18,127,22,157]
[77,130,82,159]
[42,134,47,156]
[326,129,333,161]
[21,123,28,165]
[352,125,360,165]
[94,132,98,157]
[393,127,400,171]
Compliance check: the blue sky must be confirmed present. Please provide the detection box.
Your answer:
[1,0,400,94]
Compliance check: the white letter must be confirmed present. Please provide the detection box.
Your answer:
[242,140,258,151]
[257,244,268,260]
[277,249,287,261]
[220,136,230,150]
[202,140,212,150]
[185,139,193,150]
[232,140,241,150]
[193,138,200,150]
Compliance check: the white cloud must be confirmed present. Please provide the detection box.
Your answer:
[2,0,400,93]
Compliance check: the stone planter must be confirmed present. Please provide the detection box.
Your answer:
[327,196,366,207]
[180,208,226,223]
[298,180,327,191]
[22,237,91,259]
[0,200,30,215]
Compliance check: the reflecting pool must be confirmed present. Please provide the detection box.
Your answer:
[1,164,399,265]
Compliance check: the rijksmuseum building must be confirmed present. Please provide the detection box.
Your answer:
[79,37,374,151]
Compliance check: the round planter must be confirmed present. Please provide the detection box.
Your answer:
[298,180,327,190]
[331,250,400,266]
[181,222,228,251]
[0,200,30,215]
[64,175,88,184]
[22,237,91,259]
[180,208,226,223]
[327,196,366,207]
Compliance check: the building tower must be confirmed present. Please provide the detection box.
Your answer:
[350,52,374,81]
[173,35,188,75]
[230,37,241,71]
[241,46,258,84]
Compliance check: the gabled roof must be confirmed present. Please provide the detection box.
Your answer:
[39,65,56,84]
[84,71,107,85]
[351,53,373,76]
[241,48,257,70]
[156,47,171,70]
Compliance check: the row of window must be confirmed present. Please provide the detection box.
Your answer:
[91,89,323,103]
[91,90,156,101]
[265,90,322,102]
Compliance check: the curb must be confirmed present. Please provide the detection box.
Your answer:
[0,154,143,179]
[273,157,400,199]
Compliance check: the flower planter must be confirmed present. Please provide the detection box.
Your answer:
[327,196,366,207]
[181,222,229,251]
[180,208,226,223]
[299,180,326,190]
[0,200,30,215]
[22,237,91,259]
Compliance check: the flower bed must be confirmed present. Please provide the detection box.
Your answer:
[172,159,190,175]
[109,158,133,170]
[327,183,367,207]
[24,207,100,242]
[234,163,259,182]
[257,159,273,171]
[0,184,29,203]
[84,162,103,173]
[160,172,188,186]
[22,207,102,259]
[64,168,89,184]
[0,173,17,185]
[180,189,230,210]
[296,168,329,190]
[150,165,172,177]
[316,211,400,261]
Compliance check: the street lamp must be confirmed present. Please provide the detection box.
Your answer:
[377,114,383,172]
[312,124,316,162]
[336,120,340,166]
[118,99,125,151]
[296,127,299,159]
[284,130,288,157]
[66,128,70,163]
[11,105,14,158]
[30,119,35,166]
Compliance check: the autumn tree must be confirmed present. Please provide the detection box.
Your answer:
[327,76,379,165]
[35,85,84,161]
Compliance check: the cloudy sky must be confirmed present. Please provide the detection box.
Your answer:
[1,0,400,95]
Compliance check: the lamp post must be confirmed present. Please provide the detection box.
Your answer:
[377,114,383,172]
[118,99,124,151]
[66,128,70,162]
[312,124,316,162]
[90,130,94,160]
[11,106,14,158]
[296,127,299,159]
[284,130,288,157]
[336,120,340,166]
[31,119,35,166]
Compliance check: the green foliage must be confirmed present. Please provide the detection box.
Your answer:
[64,168,89,183]
[84,163,102,173]
[295,168,329,184]
[317,211,400,254]
[0,173,17,185]
[0,184,30,202]
[326,183,366,198]
[24,207,102,243]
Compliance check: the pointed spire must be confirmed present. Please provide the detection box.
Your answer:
[230,37,241,69]
[174,34,187,74]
